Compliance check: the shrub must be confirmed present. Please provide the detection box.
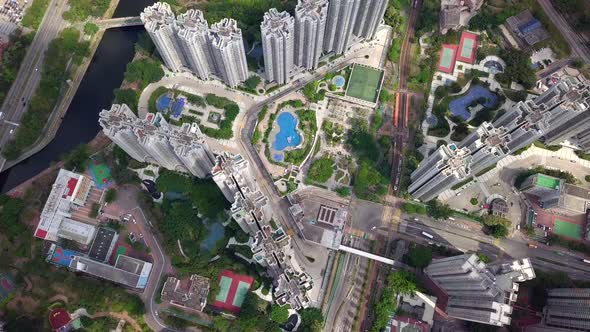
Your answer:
[83,22,99,36]
[105,189,117,203]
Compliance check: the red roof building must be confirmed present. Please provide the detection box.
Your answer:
[437,44,458,74]
[456,31,478,64]
[48,308,72,332]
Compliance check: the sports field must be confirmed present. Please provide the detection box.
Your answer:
[212,270,254,313]
[88,156,112,189]
[345,64,383,103]
[554,219,582,239]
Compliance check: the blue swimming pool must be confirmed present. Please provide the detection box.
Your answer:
[448,85,497,121]
[333,75,346,88]
[273,112,302,151]
[156,93,172,112]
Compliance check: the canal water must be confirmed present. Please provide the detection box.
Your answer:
[0,0,156,193]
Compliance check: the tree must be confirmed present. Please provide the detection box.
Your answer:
[124,58,164,89]
[244,75,261,90]
[63,144,89,172]
[406,244,432,268]
[83,22,99,36]
[488,224,509,238]
[477,252,490,263]
[300,308,324,332]
[105,188,117,203]
[379,89,393,103]
[270,305,289,323]
[113,88,139,111]
[426,200,452,220]
[307,157,334,183]
[135,31,155,54]
[371,270,418,332]
[213,316,232,331]
[499,48,536,89]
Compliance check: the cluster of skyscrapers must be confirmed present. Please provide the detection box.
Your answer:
[212,152,313,310]
[141,2,248,87]
[98,104,215,178]
[141,1,388,87]
[425,254,535,326]
[410,79,590,201]
[261,0,388,84]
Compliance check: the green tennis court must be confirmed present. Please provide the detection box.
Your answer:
[537,174,560,189]
[345,64,383,103]
[440,48,454,69]
[554,219,582,239]
[232,281,251,307]
[215,276,232,303]
[460,39,475,58]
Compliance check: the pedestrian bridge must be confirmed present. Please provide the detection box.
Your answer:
[338,245,395,265]
[94,16,143,29]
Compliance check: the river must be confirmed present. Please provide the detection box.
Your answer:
[0,0,156,193]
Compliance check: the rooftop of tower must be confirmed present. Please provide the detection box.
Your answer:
[439,144,472,177]
[140,2,175,28]
[177,9,208,31]
[295,0,328,16]
[209,18,242,47]
[262,8,293,32]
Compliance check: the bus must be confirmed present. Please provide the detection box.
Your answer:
[421,231,434,239]
[583,259,590,264]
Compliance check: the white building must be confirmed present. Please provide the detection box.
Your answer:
[176,9,215,80]
[324,0,361,55]
[294,0,328,70]
[99,104,215,178]
[354,0,388,40]
[209,18,249,88]
[211,152,257,203]
[141,2,183,71]
[261,8,295,85]
[34,169,97,245]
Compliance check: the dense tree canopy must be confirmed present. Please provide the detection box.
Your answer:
[307,157,335,183]
[371,270,418,332]
[499,49,536,89]
[124,58,165,89]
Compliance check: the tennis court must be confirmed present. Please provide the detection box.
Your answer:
[345,64,383,103]
[554,219,582,239]
[212,270,254,313]
[88,155,112,189]
[437,44,458,74]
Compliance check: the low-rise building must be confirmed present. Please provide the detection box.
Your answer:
[161,275,210,312]
[69,255,152,289]
[520,173,590,216]
[34,169,97,245]
[505,10,550,47]
[386,292,437,332]
[439,0,483,34]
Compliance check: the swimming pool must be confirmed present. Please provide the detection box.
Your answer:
[156,93,172,112]
[448,85,497,121]
[332,75,346,88]
[272,112,302,151]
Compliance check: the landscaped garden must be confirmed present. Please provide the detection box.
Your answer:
[148,88,239,139]
[261,100,318,166]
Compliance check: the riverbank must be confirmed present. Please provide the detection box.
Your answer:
[1,0,121,172]
[6,131,111,197]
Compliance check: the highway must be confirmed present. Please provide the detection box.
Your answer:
[537,0,590,63]
[0,0,69,171]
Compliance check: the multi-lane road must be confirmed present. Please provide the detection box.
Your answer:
[0,0,69,171]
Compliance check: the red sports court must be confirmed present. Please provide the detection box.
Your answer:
[48,307,72,332]
[212,270,254,313]
[437,44,458,74]
[456,31,478,64]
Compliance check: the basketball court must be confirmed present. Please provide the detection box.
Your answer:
[554,219,582,240]
[212,270,254,313]
[88,155,112,189]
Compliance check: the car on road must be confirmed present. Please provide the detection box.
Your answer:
[129,232,136,243]
[527,243,538,248]
[9,129,13,134]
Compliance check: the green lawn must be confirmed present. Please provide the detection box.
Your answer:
[345,64,383,103]
[554,219,582,239]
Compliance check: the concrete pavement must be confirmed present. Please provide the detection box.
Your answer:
[0,0,69,170]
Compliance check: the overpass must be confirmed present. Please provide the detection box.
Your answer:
[93,16,142,29]
[338,245,396,265]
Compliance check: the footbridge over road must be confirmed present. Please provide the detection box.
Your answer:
[93,16,142,29]
[338,245,408,268]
